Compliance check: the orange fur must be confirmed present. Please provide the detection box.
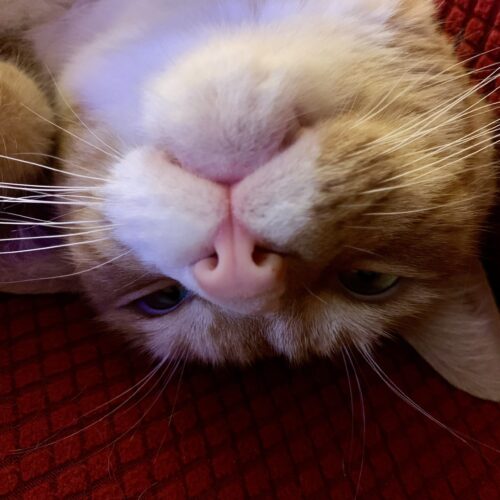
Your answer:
[1,0,499,400]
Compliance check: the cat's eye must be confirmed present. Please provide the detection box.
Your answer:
[339,270,399,297]
[136,284,191,316]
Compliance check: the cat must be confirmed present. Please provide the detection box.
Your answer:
[1,0,499,401]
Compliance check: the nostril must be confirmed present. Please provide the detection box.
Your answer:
[191,222,286,302]
[200,246,281,271]
[201,254,218,271]
[252,247,273,266]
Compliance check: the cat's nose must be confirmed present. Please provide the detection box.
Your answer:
[192,221,285,308]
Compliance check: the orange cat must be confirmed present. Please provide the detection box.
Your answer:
[1,0,499,401]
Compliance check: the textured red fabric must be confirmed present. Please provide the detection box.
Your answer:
[1,1,499,498]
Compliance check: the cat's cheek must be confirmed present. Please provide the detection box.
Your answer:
[102,300,223,363]
[102,146,227,275]
[144,304,221,362]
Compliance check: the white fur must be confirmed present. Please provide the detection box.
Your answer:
[104,147,227,289]
[29,0,397,145]
[104,131,319,299]
[5,0,499,402]
[41,0,399,289]
[233,130,320,248]
[142,27,367,181]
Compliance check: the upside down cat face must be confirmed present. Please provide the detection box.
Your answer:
[41,0,497,369]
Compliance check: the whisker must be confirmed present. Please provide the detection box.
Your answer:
[344,346,366,500]
[0,249,131,285]
[10,152,107,177]
[104,349,186,454]
[46,65,123,157]
[360,347,500,456]
[21,102,121,161]
[167,352,188,427]
[304,285,328,305]
[366,68,499,154]
[340,349,356,475]
[362,193,487,216]
[362,161,497,195]
[0,181,101,192]
[405,112,498,157]
[379,133,499,187]
[0,227,110,243]
[112,271,154,294]
[349,108,497,179]
[80,358,166,422]
[0,237,109,256]
[358,347,471,446]
[347,58,496,131]
[397,106,498,158]
[0,219,115,229]
[344,245,383,258]
[0,195,100,206]
[350,60,424,128]
[446,47,500,72]
[0,153,106,182]
[0,191,104,204]
[12,358,167,453]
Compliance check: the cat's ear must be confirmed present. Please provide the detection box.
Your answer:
[0,247,79,295]
[403,260,500,402]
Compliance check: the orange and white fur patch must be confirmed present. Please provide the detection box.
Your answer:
[1,0,499,401]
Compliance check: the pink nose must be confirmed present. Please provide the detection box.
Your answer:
[192,221,285,303]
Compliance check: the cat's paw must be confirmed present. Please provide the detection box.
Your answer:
[0,61,54,193]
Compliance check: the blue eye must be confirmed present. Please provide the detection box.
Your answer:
[137,284,191,316]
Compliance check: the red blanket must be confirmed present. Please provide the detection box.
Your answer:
[1,1,499,498]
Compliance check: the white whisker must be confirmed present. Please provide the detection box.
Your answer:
[367,68,499,154]
[10,152,108,177]
[344,245,383,257]
[344,347,365,499]
[0,153,106,182]
[0,181,101,192]
[351,60,424,128]
[0,220,115,231]
[46,65,123,157]
[21,102,121,161]
[0,196,100,206]
[380,132,499,186]
[304,285,328,305]
[103,350,186,454]
[359,347,471,445]
[0,191,103,204]
[363,193,486,216]
[0,237,109,255]
[0,227,110,243]
[13,358,167,453]
[363,161,496,195]
[0,249,131,285]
